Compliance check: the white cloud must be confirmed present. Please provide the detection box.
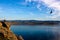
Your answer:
[25,0,42,11]
[29,12,34,16]
[25,0,31,2]
[25,0,60,20]
[41,0,60,10]
[41,0,60,19]
[37,4,41,10]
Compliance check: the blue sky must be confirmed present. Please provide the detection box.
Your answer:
[0,0,60,20]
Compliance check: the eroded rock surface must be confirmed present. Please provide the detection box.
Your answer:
[0,22,24,40]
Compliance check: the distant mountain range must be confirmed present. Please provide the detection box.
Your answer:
[0,20,60,25]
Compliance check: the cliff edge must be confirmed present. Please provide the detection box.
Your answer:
[0,21,24,40]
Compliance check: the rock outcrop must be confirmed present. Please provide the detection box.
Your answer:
[0,21,24,40]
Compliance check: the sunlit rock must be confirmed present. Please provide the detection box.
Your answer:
[0,22,24,40]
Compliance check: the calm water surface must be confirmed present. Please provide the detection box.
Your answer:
[10,25,60,40]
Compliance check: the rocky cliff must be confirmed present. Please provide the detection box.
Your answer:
[0,21,24,40]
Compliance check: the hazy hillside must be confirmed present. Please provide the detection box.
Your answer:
[3,20,60,25]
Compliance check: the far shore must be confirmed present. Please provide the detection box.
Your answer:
[2,20,60,25]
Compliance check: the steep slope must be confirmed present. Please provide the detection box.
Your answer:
[0,22,24,40]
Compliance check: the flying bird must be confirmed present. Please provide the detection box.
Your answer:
[50,10,53,14]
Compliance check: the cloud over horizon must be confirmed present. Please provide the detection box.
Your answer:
[0,0,60,20]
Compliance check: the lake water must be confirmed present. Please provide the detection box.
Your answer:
[10,25,60,40]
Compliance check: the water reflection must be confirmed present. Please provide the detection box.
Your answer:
[10,25,60,40]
